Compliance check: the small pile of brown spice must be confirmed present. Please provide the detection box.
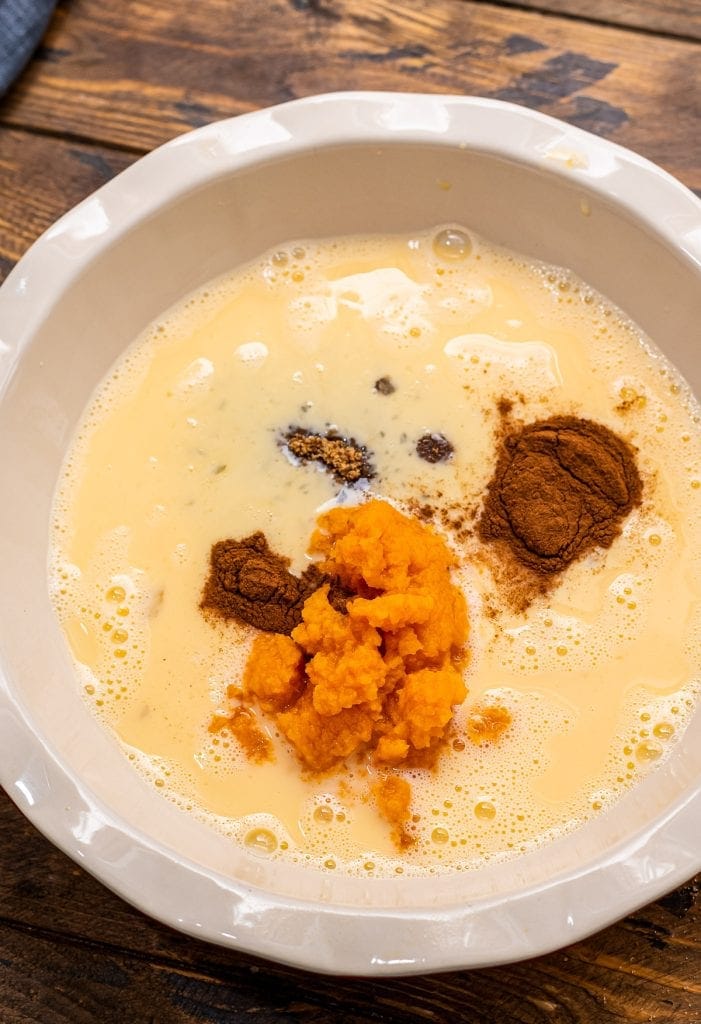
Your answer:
[283,427,374,484]
[201,531,348,635]
[479,415,642,590]
[416,432,454,464]
[374,375,396,395]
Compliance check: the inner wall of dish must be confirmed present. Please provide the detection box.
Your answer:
[1,141,700,905]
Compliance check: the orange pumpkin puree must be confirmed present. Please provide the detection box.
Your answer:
[466,705,512,746]
[234,499,469,846]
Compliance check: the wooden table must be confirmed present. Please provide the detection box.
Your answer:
[1,1,700,1020]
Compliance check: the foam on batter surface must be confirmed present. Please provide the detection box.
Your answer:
[49,227,701,878]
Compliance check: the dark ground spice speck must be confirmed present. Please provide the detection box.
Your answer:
[374,376,396,395]
[416,433,454,464]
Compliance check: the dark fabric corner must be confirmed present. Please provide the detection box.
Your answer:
[0,0,58,95]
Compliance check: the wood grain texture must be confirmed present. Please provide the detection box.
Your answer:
[0,1,700,1021]
[0,0,699,193]
[0,128,133,279]
[2,790,701,1024]
[468,0,701,41]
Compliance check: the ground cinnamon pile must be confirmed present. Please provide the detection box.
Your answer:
[283,427,374,484]
[201,532,328,635]
[479,416,642,591]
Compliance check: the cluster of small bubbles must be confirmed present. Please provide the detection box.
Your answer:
[50,557,154,717]
[636,740,663,762]
[614,582,638,611]
[102,585,133,662]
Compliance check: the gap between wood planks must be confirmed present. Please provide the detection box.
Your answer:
[4,120,149,157]
[0,913,262,987]
[465,0,701,45]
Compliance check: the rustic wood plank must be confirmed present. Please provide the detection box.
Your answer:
[0,3,700,1020]
[1,790,700,1024]
[0,924,195,1024]
[0,128,134,280]
[1,0,699,194]
[469,0,701,42]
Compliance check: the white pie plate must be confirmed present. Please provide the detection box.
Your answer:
[1,92,700,976]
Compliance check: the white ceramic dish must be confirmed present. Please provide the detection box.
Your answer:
[1,92,700,976]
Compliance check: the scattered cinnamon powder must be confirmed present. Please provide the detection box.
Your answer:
[283,427,374,483]
[227,707,274,763]
[479,416,642,596]
[209,706,273,764]
[466,705,512,745]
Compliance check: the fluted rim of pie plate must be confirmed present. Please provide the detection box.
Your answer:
[1,92,700,976]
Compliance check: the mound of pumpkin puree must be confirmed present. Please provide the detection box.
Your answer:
[219,500,471,848]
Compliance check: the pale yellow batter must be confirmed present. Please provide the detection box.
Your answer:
[49,227,701,877]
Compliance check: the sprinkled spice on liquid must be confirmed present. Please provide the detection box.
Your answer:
[416,432,454,464]
[479,415,642,607]
[201,532,350,635]
[374,376,396,395]
[283,427,374,483]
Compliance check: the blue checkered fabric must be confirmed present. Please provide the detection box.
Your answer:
[0,0,57,94]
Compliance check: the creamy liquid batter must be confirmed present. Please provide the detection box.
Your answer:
[49,227,701,877]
